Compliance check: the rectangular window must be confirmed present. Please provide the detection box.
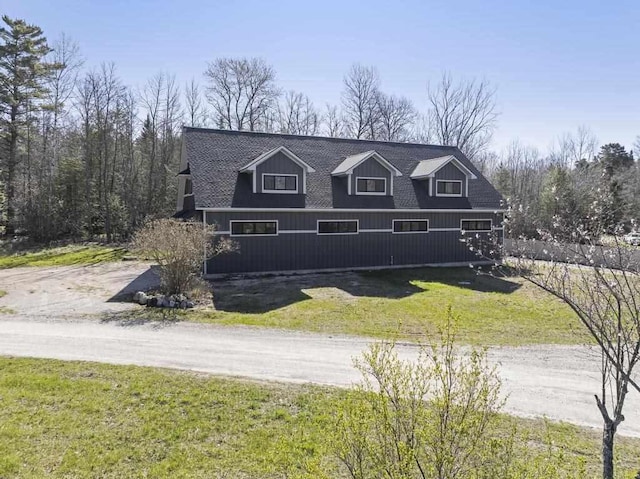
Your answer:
[436,180,463,196]
[263,174,297,193]
[317,220,358,235]
[184,178,193,195]
[461,220,492,232]
[393,220,429,233]
[230,221,278,236]
[356,177,386,194]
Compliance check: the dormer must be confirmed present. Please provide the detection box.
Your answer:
[410,155,477,197]
[239,146,315,194]
[331,150,402,196]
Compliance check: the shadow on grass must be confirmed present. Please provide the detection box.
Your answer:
[107,266,161,302]
[100,308,182,328]
[209,266,522,314]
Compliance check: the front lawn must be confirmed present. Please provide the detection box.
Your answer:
[0,244,127,269]
[0,357,638,478]
[188,267,584,346]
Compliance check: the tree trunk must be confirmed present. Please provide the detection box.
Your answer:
[5,105,19,235]
[602,420,616,479]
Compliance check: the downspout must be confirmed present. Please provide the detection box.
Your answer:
[203,210,208,276]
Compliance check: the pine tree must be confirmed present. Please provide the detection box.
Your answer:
[0,15,57,234]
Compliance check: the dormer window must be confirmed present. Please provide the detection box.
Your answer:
[410,155,477,198]
[331,150,402,196]
[356,177,387,195]
[239,146,315,194]
[436,180,462,197]
[263,174,298,193]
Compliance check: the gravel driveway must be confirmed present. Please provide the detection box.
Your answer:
[0,263,638,437]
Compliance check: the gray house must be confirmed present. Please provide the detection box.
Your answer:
[176,127,504,276]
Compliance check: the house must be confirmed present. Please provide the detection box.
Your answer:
[176,127,504,276]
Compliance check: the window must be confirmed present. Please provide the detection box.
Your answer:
[393,220,429,233]
[356,177,386,195]
[262,174,298,193]
[461,220,492,232]
[231,221,278,236]
[317,220,358,235]
[436,180,463,196]
[184,178,193,195]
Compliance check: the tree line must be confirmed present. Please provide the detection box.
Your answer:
[0,14,637,243]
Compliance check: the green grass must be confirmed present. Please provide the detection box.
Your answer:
[0,357,638,478]
[0,290,5,298]
[188,267,585,346]
[0,245,127,269]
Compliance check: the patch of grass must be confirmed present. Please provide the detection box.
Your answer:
[0,357,638,478]
[0,245,127,269]
[0,290,5,298]
[191,267,585,346]
[0,306,16,314]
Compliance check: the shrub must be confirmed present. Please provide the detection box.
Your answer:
[132,218,236,294]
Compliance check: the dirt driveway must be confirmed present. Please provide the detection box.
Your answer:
[0,261,159,319]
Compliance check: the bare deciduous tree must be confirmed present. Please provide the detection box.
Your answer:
[342,64,380,139]
[276,91,320,135]
[550,126,598,167]
[426,73,498,159]
[184,78,207,128]
[375,92,415,142]
[204,57,279,131]
[324,103,343,138]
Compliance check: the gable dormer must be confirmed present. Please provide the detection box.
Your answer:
[239,146,315,194]
[410,155,477,197]
[331,150,402,196]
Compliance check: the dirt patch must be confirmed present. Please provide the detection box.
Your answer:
[0,261,159,320]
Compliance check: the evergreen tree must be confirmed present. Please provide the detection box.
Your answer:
[0,15,58,233]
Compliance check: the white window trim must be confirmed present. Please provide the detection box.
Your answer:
[316,219,360,236]
[261,173,299,194]
[460,218,493,232]
[435,180,464,197]
[230,220,279,237]
[355,176,388,196]
[392,219,430,234]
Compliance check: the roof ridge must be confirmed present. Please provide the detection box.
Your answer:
[182,126,459,151]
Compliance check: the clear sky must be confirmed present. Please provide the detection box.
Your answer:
[3,0,639,153]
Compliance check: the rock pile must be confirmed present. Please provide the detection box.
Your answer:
[132,291,195,309]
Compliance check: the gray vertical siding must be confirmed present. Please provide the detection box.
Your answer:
[205,210,502,274]
[255,152,304,193]
[350,157,393,196]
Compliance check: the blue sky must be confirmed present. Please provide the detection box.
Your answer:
[4,0,640,153]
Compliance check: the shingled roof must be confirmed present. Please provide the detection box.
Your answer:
[182,127,504,210]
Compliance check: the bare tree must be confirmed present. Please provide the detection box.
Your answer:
[495,231,640,479]
[203,57,279,131]
[324,103,343,138]
[426,73,498,159]
[341,64,380,139]
[184,78,207,128]
[375,92,416,142]
[276,91,320,135]
[550,126,598,167]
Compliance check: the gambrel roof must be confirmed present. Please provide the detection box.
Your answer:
[182,128,504,210]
